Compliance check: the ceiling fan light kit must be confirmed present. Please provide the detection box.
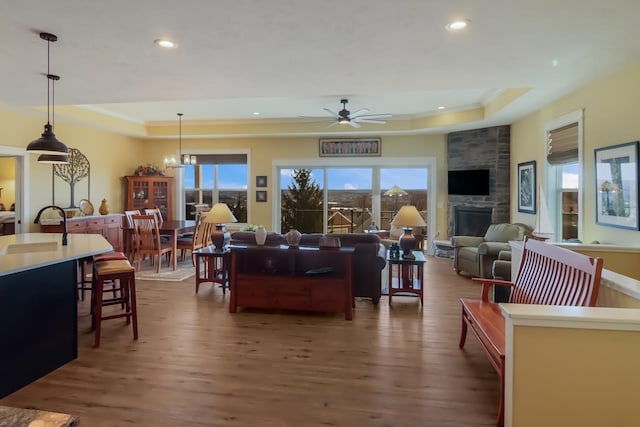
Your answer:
[27,32,69,160]
[322,98,391,128]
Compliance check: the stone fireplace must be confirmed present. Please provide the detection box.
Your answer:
[447,125,510,237]
[454,207,493,237]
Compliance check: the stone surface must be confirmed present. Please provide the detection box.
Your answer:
[0,405,79,426]
[447,125,511,237]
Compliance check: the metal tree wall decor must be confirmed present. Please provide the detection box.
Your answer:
[53,148,90,208]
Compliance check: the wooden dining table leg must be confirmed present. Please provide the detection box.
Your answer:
[171,230,177,270]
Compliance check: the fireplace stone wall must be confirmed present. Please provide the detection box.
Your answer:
[447,125,510,237]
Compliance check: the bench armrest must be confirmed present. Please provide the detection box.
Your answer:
[471,277,514,301]
[451,236,485,248]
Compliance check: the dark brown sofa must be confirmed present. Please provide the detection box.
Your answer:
[230,232,387,304]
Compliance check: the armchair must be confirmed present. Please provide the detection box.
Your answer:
[451,223,532,278]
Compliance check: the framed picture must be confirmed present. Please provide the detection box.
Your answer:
[517,161,536,214]
[595,141,639,230]
[256,175,267,188]
[256,190,267,203]
[319,138,381,157]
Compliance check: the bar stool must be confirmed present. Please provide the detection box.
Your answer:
[91,258,138,348]
[82,252,129,307]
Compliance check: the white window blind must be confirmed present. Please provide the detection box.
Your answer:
[547,123,578,165]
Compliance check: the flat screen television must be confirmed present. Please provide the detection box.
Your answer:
[448,169,490,195]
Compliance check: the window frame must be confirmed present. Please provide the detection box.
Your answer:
[544,110,584,242]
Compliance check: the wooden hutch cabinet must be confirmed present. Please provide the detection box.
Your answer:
[125,176,174,221]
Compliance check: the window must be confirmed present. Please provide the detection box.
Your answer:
[278,165,428,235]
[545,112,582,241]
[183,155,248,222]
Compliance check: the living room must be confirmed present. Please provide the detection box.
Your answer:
[1,2,640,426]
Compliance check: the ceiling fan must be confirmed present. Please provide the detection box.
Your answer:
[321,99,392,128]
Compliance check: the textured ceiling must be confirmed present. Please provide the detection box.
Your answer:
[2,0,640,136]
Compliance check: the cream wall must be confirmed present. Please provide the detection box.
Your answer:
[510,325,640,427]
[166,134,447,233]
[0,157,15,209]
[511,60,640,245]
[0,105,146,230]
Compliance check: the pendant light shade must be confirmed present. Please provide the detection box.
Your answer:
[28,122,68,155]
[164,113,196,168]
[37,152,69,164]
[27,33,68,157]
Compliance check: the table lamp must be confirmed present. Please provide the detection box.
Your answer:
[391,205,426,259]
[384,185,408,217]
[203,203,238,250]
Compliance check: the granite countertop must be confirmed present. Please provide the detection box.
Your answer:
[0,233,113,276]
[0,405,79,427]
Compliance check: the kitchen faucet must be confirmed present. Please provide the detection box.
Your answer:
[34,205,68,246]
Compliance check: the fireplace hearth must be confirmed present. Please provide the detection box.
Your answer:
[454,207,492,237]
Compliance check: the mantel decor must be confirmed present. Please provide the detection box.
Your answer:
[517,161,536,214]
[134,164,165,177]
[595,141,639,230]
[319,138,381,157]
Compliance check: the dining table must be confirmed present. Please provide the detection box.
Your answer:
[158,220,195,270]
[124,219,195,271]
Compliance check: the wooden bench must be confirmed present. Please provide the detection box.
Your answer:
[459,237,603,426]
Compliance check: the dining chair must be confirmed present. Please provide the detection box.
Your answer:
[131,214,174,273]
[177,211,208,265]
[124,210,140,260]
[144,208,164,224]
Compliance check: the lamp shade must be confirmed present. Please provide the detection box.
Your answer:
[203,203,237,250]
[203,203,238,225]
[391,205,426,228]
[37,153,69,164]
[27,123,69,155]
[384,185,408,197]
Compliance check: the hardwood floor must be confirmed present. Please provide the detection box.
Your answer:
[1,256,499,426]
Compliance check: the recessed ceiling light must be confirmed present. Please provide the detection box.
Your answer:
[253,112,260,116]
[551,59,559,67]
[437,106,446,110]
[154,39,177,49]
[446,19,470,31]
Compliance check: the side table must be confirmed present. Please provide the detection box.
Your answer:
[193,246,231,294]
[387,250,426,305]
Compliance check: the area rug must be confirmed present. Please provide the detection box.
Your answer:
[135,258,196,282]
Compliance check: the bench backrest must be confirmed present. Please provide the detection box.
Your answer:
[510,237,603,306]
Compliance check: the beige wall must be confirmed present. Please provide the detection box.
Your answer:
[0,105,145,230]
[511,60,640,245]
[162,134,448,233]
[0,157,15,209]
[511,325,640,427]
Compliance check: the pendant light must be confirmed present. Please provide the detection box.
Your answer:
[164,113,196,168]
[27,32,69,157]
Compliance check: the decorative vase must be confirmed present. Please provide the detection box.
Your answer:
[255,226,267,245]
[285,229,302,247]
[98,198,109,215]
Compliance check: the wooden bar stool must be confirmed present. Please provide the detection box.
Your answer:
[91,259,138,348]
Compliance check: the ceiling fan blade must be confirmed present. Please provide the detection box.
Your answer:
[323,108,339,117]
[349,121,361,128]
[349,108,370,118]
[357,113,392,120]
[327,120,340,128]
[354,118,387,124]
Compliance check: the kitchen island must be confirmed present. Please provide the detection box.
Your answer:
[0,233,112,398]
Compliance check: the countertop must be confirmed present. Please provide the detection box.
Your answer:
[0,405,78,427]
[0,233,113,276]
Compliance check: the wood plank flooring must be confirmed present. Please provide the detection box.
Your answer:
[1,256,499,426]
